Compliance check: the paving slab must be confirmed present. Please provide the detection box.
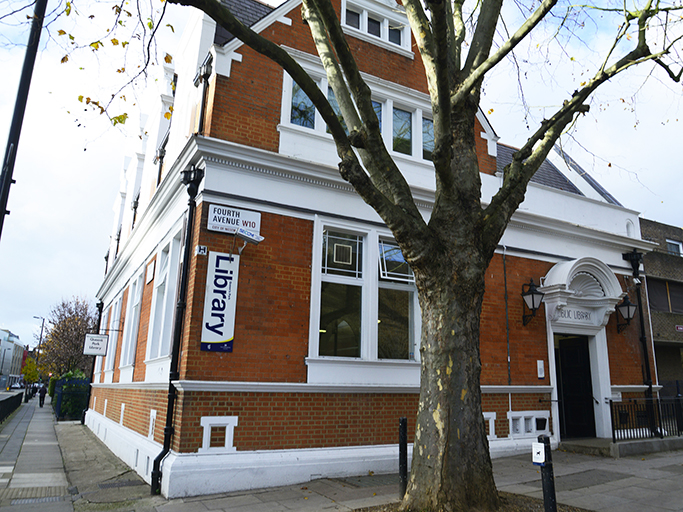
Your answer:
[8,393,683,512]
[0,398,73,512]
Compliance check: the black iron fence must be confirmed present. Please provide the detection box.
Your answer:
[53,378,90,421]
[610,397,683,442]
[0,392,23,424]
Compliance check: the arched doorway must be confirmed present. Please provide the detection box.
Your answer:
[542,258,625,439]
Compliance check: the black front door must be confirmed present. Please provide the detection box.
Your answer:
[556,335,596,438]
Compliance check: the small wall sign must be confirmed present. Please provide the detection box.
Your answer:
[555,308,592,323]
[537,360,545,379]
[83,334,109,356]
[676,325,683,332]
[207,205,261,235]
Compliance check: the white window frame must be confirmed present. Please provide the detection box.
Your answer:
[281,68,433,165]
[119,270,144,379]
[666,239,682,256]
[307,216,421,385]
[145,232,182,363]
[281,71,326,136]
[103,295,123,381]
[94,308,109,377]
[341,0,413,57]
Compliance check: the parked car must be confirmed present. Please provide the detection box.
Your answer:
[9,383,23,389]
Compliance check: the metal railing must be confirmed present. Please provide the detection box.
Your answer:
[0,392,23,424]
[53,378,90,421]
[610,397,683,442]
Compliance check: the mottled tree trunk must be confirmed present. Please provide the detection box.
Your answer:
[400,247,499,512]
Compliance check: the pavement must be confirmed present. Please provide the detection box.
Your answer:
[0,393,683,511]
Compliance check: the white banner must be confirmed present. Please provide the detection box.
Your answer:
[201,252,240,352]
[83,334,109,356]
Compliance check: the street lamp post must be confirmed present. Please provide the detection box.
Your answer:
[27,316,46,402]
[33,316,44,366]
[623,249,657,436]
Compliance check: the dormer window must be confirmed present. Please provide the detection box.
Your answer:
[367,17,381,37]
[346,9,360,29]
[342,1,411,55]
[388,24,402,45]
[667,240,683,256]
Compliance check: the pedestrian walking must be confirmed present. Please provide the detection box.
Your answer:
[39,384,47,407]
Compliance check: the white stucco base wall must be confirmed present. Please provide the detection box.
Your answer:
[488,436,558,459]
[159,436,548,498]
[85,409,552,499]
[160,443,413,498]
[84,409,161,485]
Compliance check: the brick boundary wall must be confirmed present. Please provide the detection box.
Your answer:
[90,386,552,453]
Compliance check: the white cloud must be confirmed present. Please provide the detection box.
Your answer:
[0,1,188,346]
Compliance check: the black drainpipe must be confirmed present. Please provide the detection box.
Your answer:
[151,165,204,495]
[194,54,213,136]
[81,300,104,424]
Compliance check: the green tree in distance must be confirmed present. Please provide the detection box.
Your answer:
[39,297,96,378]
[21,357,39,385]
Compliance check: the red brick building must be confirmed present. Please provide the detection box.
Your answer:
[87,0,656,498]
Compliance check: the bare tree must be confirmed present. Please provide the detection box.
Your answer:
[168,0,682,510]
[7,0,681,509]
[40,297,96,377]
[157,1,682,509]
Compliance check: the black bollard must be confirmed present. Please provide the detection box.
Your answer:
[399,417,407,498]
[675,381,683,436]
[538,435,557,512]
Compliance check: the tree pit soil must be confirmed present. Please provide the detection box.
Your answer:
[355,492,591,511]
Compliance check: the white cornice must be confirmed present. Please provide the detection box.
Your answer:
[97,137,200,300]
[506,212,656,255]
[170,380,554,395]
[173,380,418,394]
[611,384,663,394]
[91,382,169,391]
[187,136,654,256]
[482,385,553,394]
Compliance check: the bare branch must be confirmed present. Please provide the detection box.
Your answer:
[654,55,683,81]
[463,0,504,75]
[303,0,425,224]
[479,2,680,256]
[453,0,559,109]
[168,0,347,145]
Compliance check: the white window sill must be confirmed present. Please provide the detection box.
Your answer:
[277,123,436,170]
[342,26,414,59]
[306,357,420,386]
[102,369,114,384]
[118,364,134,383]
[144,355,172,383]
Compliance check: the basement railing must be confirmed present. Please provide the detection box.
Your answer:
[610,397,683,442]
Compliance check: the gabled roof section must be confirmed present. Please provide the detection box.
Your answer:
[552,145,622,207]
[214,0,274,46]
[496,143,584,196]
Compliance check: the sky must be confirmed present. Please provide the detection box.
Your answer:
[0,1,681,348]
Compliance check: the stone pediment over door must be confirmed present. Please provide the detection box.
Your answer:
[541,257,626,335]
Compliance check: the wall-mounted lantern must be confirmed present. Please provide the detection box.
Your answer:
[522,279,545,326]
[616,295,637,333]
